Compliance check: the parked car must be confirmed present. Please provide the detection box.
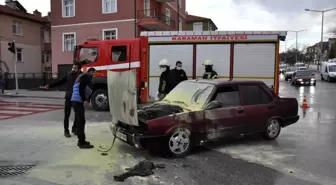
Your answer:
[291,70,316,86]
[110,79,300,158]
[320,62,336,82]
[285,67,296,81]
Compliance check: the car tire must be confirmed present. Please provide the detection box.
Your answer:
[262,118,281,140]
[321,74,324,81]
[285,77,288,81]
[165,128,192,158]
[91,89,109,111]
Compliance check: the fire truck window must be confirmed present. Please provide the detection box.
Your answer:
[79,47,98,64]
[111,46,127,62]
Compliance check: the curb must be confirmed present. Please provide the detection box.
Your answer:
[0,94,64,99]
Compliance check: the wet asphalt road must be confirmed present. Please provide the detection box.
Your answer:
[1,72,336,185]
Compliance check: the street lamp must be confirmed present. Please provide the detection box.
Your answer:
[305,7,336,70]
[288,30,307,63]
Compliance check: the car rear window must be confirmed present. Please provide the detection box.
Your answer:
[239,85,272,106]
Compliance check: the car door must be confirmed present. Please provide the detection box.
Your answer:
[204,85,246,139]
[238,84,274,134]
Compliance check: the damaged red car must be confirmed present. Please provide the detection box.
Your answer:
[110,78,299,158]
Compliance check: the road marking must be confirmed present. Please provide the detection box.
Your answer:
[0,110,33,115]
[1,107,49,111]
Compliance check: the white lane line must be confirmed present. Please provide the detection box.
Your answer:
[1,107,49,111]
[0,110,33,115]
[0,115,10,119]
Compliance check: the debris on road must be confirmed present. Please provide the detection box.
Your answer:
[113,160,165,182]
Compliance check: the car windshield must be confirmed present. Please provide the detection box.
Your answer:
[163,81,215,109]
[296,71,312,76]
[329,65,336,72]
[78,47,98,64]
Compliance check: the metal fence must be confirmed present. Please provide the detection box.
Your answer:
[3,72,62,90]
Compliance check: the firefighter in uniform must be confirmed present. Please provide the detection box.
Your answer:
[157,59,171,100]
[202,60,218,79]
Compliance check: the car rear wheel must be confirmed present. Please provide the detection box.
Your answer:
[91,89,109,111]
[321,74,324,80]
[166,128,192,158]
[262,118,281,140]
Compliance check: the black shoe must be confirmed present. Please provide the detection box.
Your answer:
[64,131,71,138]
[78,141,94,149]
[71,129,77,135]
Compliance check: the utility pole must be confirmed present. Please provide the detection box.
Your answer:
[288,30,307,63]
[177,0,180,31]
[305,7,336,70]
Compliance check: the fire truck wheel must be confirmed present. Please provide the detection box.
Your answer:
[91,89,109,111]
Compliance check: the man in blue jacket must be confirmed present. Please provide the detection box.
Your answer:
[71,68,96,149]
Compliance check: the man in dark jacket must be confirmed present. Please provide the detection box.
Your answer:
[158,59,171,100]
[71,68,96,149]
[45,62,82,137]
[169,61,188,89]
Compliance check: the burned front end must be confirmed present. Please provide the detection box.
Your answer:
[111,103,184,149]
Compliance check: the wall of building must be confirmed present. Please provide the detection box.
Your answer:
[51,0,135,26]
[0,40,42,73]
[0,14,44,73]
[51,20,135,73]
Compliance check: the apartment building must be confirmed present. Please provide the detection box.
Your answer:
[0,0,51,73]
[51,0,187,73]
[185,14,218,31]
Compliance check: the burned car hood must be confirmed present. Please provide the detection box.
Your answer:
[137,103,185,122]
[107,70,139,126]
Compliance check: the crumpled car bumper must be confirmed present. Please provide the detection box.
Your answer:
[109,123,165,149]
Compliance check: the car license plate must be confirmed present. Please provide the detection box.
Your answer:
[116,131,127,142]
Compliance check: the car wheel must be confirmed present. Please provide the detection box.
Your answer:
[321,74,324,81]
[91,89,109,111]
[166,128,192,158]
[262,118,281,140]
[285,77,288,81]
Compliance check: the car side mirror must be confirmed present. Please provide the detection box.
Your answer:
[205,101,222,110]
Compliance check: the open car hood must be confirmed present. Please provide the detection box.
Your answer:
[107,70,139,126]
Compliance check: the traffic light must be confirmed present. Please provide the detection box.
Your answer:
[8,41,15,54]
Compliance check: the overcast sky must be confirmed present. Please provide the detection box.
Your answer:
[1,0,336,52]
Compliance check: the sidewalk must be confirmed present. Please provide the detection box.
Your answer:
[0,89,65,99]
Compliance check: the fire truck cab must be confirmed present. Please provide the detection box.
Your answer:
[74,31,287,111]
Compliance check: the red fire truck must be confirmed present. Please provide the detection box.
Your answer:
[74,31,287,111]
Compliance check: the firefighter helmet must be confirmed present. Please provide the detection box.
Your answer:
[203,60,213,66]
[159,59,170,66]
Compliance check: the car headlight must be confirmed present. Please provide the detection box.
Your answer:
[311,78,315,81]
[297,79,303,81]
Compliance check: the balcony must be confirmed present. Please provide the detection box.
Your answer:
[137,9,175,31]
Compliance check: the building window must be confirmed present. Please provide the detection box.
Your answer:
[62,0,75,17]
[165,8,171,25]
[179,18,182,31]
[44,30,50,43]
[143,0,150,16]
[12,21,22,35]
[193,22,203,31]
[16,48,23,63]
[62,32,76,51]
[102,0,117,14]
[42,53,50,63]
[103,29,117,40]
